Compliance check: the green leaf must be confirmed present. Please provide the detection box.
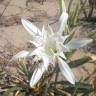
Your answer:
[28,64,36,80]
[3,87,22,96]
[68,56,92,68]
[64,32,75,44]
[88,32,96,40]
[50,81,94,94]
[65,49,76,59]
[58,0,66,14]
[69,5,79,27]
[68,0,74,13]
[64,82,94,93]
[19,62,29,77]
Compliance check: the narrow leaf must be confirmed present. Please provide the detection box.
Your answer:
[68,56,92,68]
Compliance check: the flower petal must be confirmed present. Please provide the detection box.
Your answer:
[58,57,75,84]
[21,18,41,36]
[47,24,54,36]
[29,40,40,47]
[29,47,43,57]
[42,25,48,42]
[54,34,69,43]
[59,52,66,59]
[66,38,93,50]
[57,12,68,35]
[57,42,70,52]
[42,54,50,70]
[30,66,44,87]
[11,50,30,60]
[30,54,50,87]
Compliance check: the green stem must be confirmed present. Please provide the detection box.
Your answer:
[42,77,52,96]
[68,0,74,13]
[55,64,59,87]
[40,66,58,96]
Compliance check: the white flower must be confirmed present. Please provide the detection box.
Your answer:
[12,11,93,87]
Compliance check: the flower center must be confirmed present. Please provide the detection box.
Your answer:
[44,38,59,55]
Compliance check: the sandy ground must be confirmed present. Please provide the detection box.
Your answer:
[0,0,96,83]
[0,0,59,47]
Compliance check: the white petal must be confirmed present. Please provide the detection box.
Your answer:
[59,52,66,59]
[42,54,50,70]
[29,47,43,57]
[30,54,50,87]
[21,18,41,36]
[11,50,29,60]
[57,42,70,52]
[58,57,75,84]
[29,40,40,47]
[66,38,93,50]
[30,66,44,87]
[57,12,68,35]
[42,25,48,42]
[54,34,69,43]
[42,25,46,35]
[32,35,41,41]
[47,24,54,36]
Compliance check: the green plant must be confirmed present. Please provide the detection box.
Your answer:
[2,55,95,96]
[80,0,96,20]
[59,0,79,27]
[3,60,39,96]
